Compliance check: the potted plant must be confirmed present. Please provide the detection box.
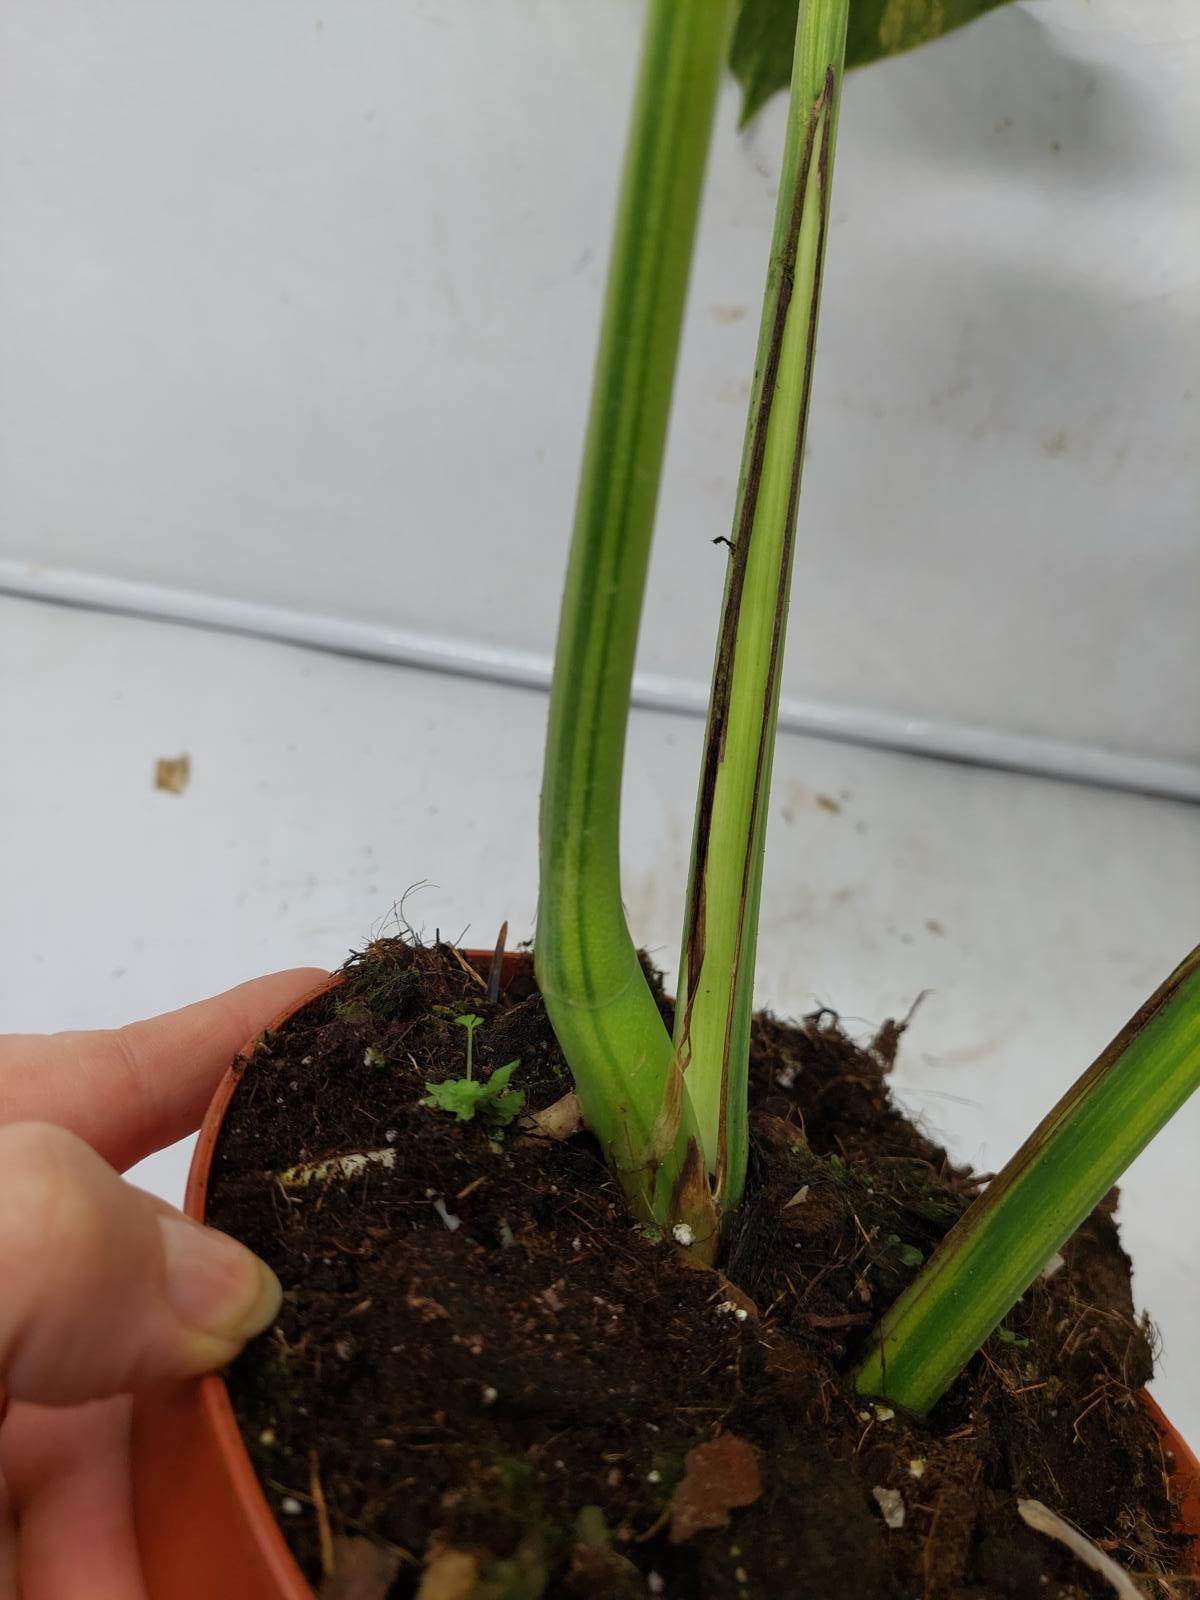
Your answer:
[132,1,1200,1594]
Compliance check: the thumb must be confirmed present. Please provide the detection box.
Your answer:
[0,1122,279,1407]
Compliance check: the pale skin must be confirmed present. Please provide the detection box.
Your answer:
[0,968,326,1600]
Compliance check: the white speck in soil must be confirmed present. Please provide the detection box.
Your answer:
[281,1497,302,1516]
[872,1486,905,1530]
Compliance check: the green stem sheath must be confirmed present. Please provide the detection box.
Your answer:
[857,945,1200,1415]
[674,0,849,1216]
[536,0,733,1241]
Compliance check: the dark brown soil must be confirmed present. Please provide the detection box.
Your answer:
[207,940,1190,1598]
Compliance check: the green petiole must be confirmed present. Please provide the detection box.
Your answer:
[857,945,1200,1414]
[535,0,734,1245]
[675,0,848,1218]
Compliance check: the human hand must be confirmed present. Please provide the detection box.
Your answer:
[0,968,326,1599]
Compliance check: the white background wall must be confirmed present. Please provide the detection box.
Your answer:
[2,0,1198,764]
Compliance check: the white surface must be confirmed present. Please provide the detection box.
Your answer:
[2,1,1198,761]
[2,594,1197,1440]
[8,561,1200,801]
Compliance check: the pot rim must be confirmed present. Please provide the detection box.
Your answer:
[166,960,1200,1594]
[183,972,344,1600]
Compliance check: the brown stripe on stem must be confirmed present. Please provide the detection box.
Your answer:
[677,72,836,1202]
[715,71,836,1197]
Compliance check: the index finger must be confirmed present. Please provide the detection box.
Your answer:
[0,968,328,1172]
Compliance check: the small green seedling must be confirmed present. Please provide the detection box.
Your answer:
[996,1326,1031,1349]
[454,1013,485,1080]
[423,1013,525,1130]
[887,1235,925,1270]
[423,1063,525,1129]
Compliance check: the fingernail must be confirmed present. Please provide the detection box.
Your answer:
[159,1217,282,1342]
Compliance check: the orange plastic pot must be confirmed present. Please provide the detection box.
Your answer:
[131,961,1200,1598]
[131,954,518,1600]
[132,971,342,1600]
[1143,1391,1200,1577]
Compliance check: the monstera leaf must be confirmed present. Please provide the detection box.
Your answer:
[730,0,1016,124]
